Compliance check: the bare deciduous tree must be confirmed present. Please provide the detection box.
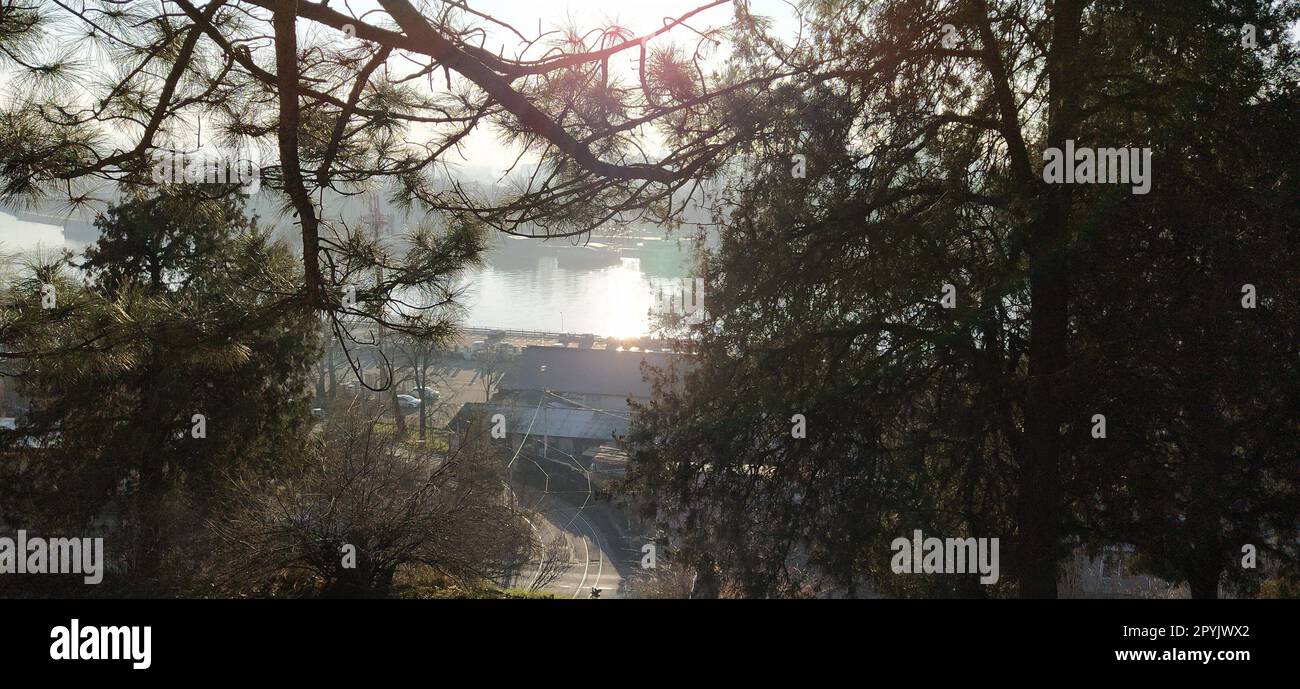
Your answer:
[475,348,507,402]
[208,407,532,597]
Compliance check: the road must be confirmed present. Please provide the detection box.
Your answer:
[507,455,642,599]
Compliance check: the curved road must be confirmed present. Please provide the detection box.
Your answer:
[510,455,636,598]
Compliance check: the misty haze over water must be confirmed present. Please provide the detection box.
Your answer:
[0,209,697,337]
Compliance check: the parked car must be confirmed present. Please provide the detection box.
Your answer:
[395,394,422,411]
[414,386,440,402]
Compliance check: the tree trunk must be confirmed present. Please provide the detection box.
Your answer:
[1020,242,1067,598]
[1016,0,1084,598]
[392,385,404,435]
[272,1,325,309]
[133,360,170,585]
[1188,568,1220,600]
[1185,379,1226,600]
[327,345,337,400]
[417,365,427,440]
[690,558,721,599]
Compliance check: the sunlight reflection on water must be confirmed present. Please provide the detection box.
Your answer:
[460,255,679,338]
[0,211,693,338]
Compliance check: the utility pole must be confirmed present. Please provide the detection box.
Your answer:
[540,364,548,464]
[367,195,402,434]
